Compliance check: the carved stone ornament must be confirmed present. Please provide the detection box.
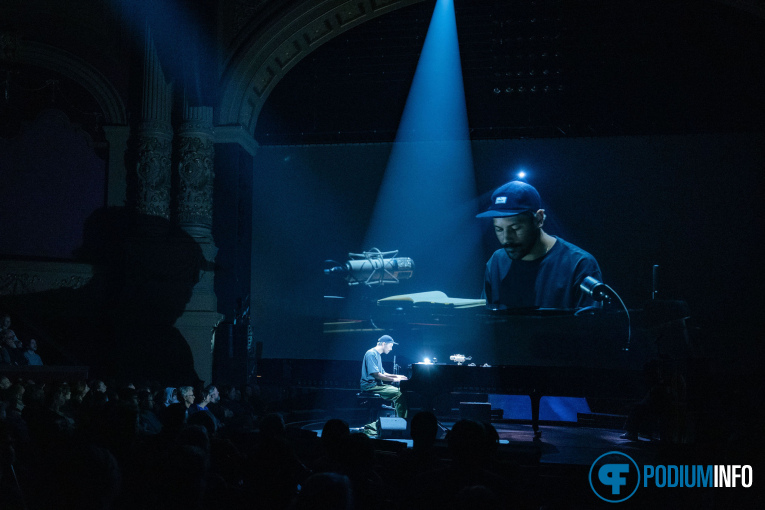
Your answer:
[0,272,40,296]
[0,31,21,65]
[135,135,172,219]
[53,275,90,290]
[176,136,215,228]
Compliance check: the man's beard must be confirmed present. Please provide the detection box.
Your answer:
[503,228,540,260]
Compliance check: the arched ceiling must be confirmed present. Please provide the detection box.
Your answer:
[3,0,763,143]
[218,0,426,133]
[220,0,765,144]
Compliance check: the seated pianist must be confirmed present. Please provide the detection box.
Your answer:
[359,335,408,437]
[476,180,602,310]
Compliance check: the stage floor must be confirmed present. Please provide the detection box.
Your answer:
[297,417,658,468]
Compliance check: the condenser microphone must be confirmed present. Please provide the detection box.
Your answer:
[324,248,414,286]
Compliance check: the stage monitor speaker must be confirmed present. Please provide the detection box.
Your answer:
[213,322,248,387]
[376,417,407,439]
[460,402,492,423]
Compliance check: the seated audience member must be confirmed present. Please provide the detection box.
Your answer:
[0,376,11,414]
[395,411,444,480]
[179,385,195,419]
[117,385,139,407]
[70,380,89,404]
[0,376,11,395]
[188,384,222,431]
[217,385,255,430]
[0,418,26,510]
[0,316,22,349]
[163,387,179,407]
[4,383,25,415]
[336,432,388,508]
[312,419,350,474]
[157,443,209,509]
[80,381,108,413]
[1,345,13,365]
[0,313,11,333]
[245,413,311,508]
[23,338,43,366]
[187,407,218,437]
[138,389,163,435]
[60,382,81,419]
[60,380,89,420]
[1,329,26,366]
[90,379,108,395]
[22,381,46,428]
[409,420,509,510]
[289,472,354,510]
[188,384,219,415]
[2,383,30,446]
[0,314,17,346]
[160,401,189,436]
[26,383,75,442]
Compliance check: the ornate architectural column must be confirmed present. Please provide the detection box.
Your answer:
[176,105,215,240]
[132,28,173,223]
[174,103,222,384]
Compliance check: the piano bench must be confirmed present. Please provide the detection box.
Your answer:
[356,391,395,423]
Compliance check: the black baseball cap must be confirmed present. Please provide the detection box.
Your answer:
[476,180,542,218]
[378,335,398,345]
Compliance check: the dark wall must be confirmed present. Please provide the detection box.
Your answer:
[0,110,106,259]
[213,143,254,321]
[251,133,765,360]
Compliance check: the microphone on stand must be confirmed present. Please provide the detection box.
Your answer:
[579,276,631,347]
[580,276,613,303]
[324,248,414,286]
[392,355,402,387]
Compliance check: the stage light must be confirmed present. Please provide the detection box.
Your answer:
[518,171,526,179]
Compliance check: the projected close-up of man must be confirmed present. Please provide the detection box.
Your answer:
[478,180,602,310]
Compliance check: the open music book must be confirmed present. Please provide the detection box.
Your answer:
[378,290,486,309]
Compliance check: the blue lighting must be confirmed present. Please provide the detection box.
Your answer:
[518,171,527,179]
[364,0,482,297]
[108,0,217,105]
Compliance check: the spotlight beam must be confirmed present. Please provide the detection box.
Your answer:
[364,0,482,297]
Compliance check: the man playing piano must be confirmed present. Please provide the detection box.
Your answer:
[359,335,408,436]
[477,180,602,309]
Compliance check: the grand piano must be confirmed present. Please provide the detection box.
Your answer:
[324,298,690,437]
